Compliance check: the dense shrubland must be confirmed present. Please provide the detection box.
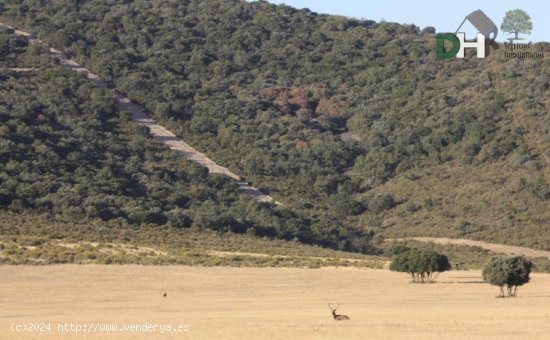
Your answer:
[0,28,375,253]
[1,0,549,250]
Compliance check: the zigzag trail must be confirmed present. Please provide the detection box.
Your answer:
[1,23,280,205]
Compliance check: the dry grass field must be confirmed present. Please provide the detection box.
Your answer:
[1,266,549,340]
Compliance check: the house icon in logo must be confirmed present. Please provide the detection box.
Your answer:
[456,10,498,40]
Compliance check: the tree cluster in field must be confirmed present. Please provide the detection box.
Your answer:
[389,245,533,296]
[1,0,549,249]
[482,256,532,297]
[389,246,451,283]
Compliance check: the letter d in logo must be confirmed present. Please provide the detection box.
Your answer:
[436,33,460,60]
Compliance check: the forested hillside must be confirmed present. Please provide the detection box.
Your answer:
[0,27,373,254]
[1,0,549,250]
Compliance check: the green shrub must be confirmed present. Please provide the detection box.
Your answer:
[482,256,532,297]
[390,248,451,283]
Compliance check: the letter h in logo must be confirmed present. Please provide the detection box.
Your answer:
[456,32,485,58]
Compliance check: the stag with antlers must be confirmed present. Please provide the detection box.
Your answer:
[328,303,350,321]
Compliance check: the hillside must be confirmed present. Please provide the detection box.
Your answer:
[0,27,374,257]
[1,0,549,252]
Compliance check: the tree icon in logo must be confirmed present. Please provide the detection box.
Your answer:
[501,9,532,41]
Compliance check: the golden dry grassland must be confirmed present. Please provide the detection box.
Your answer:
[1,266,550,340]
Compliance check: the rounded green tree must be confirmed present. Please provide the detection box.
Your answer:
[501,9,532,41]
[390,248,451,283]
[482,256,532,297]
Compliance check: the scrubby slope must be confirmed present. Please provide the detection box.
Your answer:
[1,0,549,249]
[0,27,374,254]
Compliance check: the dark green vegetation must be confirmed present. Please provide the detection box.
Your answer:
[389,247,451,283]
[482,256,532,297]
[1,0,549,257]
[0,27,374,256]
[385,241,499,271]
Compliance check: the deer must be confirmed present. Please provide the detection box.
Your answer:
[328,303,350,321]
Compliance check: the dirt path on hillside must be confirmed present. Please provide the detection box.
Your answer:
[387,237,550,259]
[6,67,41,71]
[1,22,279,205]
